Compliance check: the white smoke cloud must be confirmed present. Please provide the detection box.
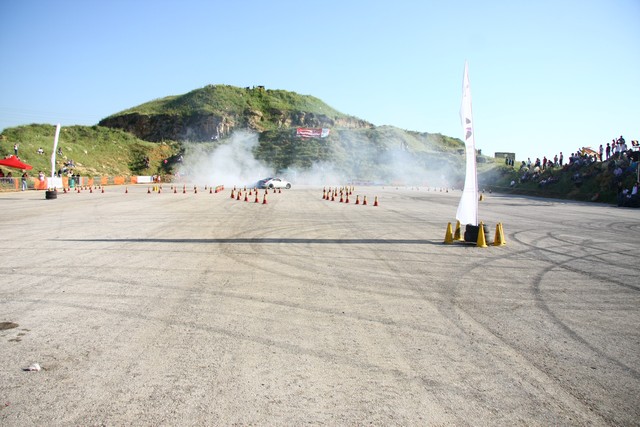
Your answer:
[178,130,273,187]
[177,128,463,189]
[283,161,347,186]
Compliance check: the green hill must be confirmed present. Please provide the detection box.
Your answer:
[99,85,372,142]
[1,84,482,189]
[4,83,633,204]
[0,124,177,177]
[112,84,346,119]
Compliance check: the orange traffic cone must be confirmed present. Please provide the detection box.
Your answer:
[355,195,360,205]
[230,189,235,199]
[363,196,368,205]
[373,196,379,206]
[194,187,197,194]
[339,194,344,203]
[210,187,213,194]
[148,187,151,194]
[322,189,326,200]
[262,192,268,204]
[244,192,249,202]
[345,194,350,203]
[236,191,241,200]
[174,187,177,193]
[125,187,128,194]
[255,192,260,203]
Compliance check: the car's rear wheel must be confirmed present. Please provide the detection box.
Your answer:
[268,184,274,189]
[285,184,291,189]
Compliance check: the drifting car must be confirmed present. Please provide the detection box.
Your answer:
[257,177,291,189]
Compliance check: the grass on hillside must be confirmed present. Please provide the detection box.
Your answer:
[1,124,179,177]
[109,85,349,126]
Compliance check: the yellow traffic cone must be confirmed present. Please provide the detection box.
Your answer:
[444,222,454,244]
[453,220,464,241]
[493,222,506,246]
[476,221,488,248]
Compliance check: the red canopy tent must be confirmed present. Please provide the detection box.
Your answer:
[0,155,33,170]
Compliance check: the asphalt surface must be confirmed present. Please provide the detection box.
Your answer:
[1,185,638,426]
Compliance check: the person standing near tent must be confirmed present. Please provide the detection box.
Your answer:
[14,143,19,156]
[21,171,28,191]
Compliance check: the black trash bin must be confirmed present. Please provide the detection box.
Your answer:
[464,223,491,243]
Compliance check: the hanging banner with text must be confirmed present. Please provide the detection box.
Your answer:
[296,128,330,138]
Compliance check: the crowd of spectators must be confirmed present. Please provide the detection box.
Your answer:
[509,135,639,207]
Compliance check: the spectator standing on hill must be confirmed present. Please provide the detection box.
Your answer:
[14,143,18,156]
[21,171,28,191]
[559,152,564,166]
[614,140,622,158]
[606,143,611,160]
[599,144,604,161]
[553,154,558,166]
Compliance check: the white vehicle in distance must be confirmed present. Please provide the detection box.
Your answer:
[257,177,291,189]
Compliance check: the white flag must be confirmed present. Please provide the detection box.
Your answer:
[456,61,479,226]
[51,124,61,178]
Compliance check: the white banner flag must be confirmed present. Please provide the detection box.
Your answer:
[51,124,61,178]
[456,61,479,226]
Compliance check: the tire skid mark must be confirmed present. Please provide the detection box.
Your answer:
[359,255,467,422]
[512,231,639,292]
[343,221,595,423]
[17,296,463,392]
[529,262,640,380]
[407,230,616,423]
[511,231,640,381]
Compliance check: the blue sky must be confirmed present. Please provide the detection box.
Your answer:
[1,0,638,161]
